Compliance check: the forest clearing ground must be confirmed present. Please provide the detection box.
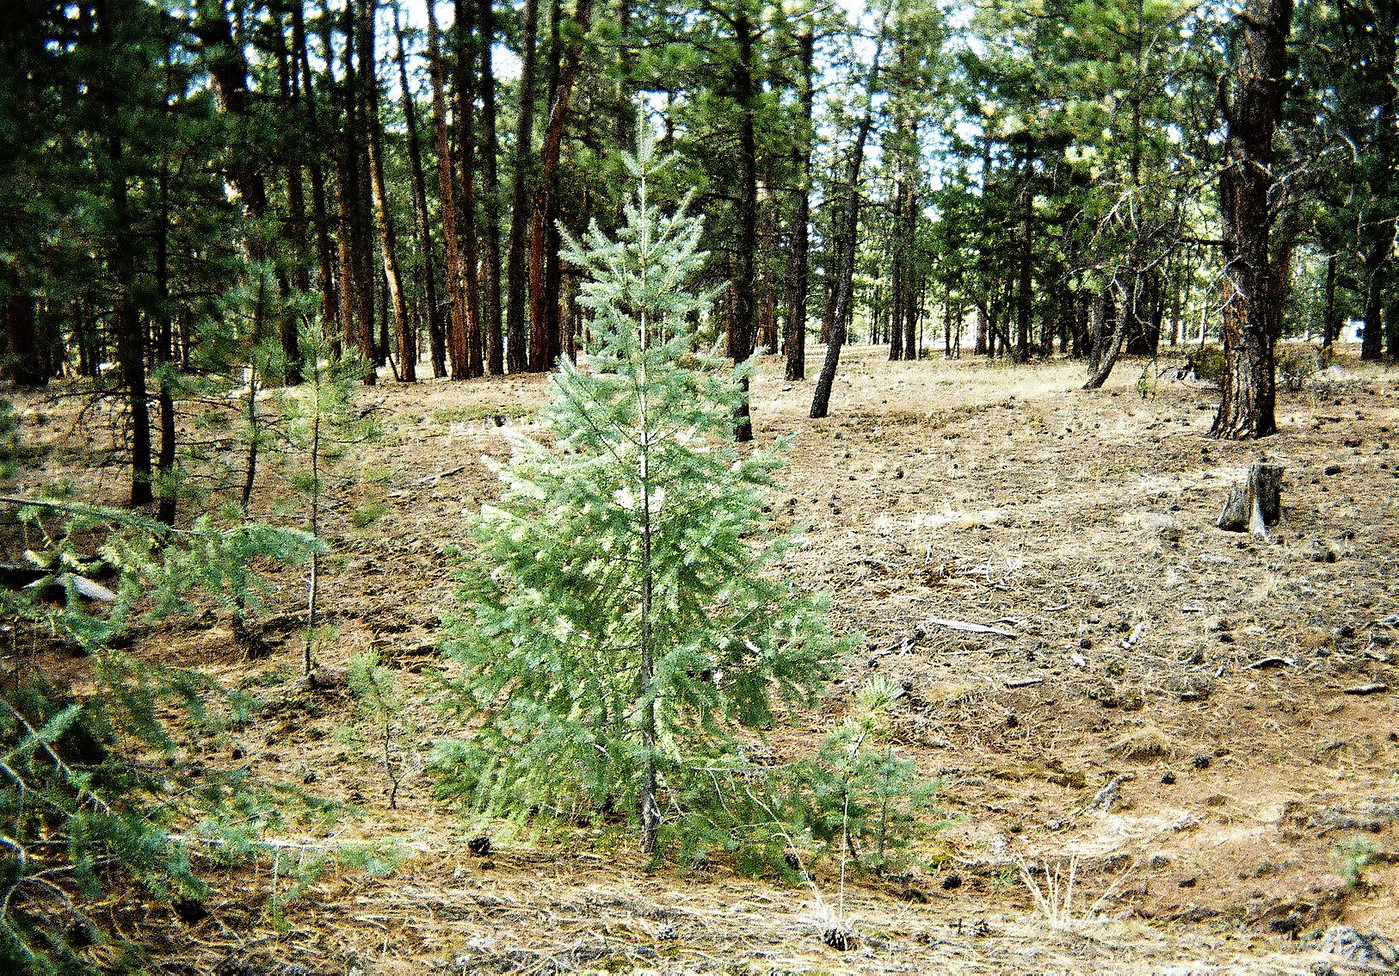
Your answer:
[6,344,1399,974]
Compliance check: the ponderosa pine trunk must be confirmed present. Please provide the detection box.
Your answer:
[810,19,885,420]
[426,2,471,380]
[362,0,414,381]
[784,23,814,382]
[527,0,593,372]
[395,6,446,378]
[730,8,759,442]
[294,4,340,350]
[454,0,485,378]
[1212,0,1292,438]
[479,0,505,375]
[505,0,539,373]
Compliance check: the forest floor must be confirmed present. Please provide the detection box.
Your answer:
[7,344,1399,975]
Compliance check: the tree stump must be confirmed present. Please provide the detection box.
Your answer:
[1217,463,1284,536]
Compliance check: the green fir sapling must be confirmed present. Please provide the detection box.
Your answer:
[432,131,854,860]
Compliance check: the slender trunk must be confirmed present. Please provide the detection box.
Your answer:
[730,9,758,441]
[1016,175,1033,361]
[305,408,320,676]
[505,0,540,372]
[327,3,361,361]
[1322,251,1337,347]
[479,0,505,374]
[889,177,907,361]
[351,5,378,380]
[528,0,594,372]
[1356,1,1397,360]
[427,2,471,379]
[810,18,886,420]
[97,0,151,507]
[362,0,414,381]
[296,5,340,347]
[395,7,446,378]
[455,0,485,378]
[784,24,813,382]
[155,159,177,525]
[274,16,306,383]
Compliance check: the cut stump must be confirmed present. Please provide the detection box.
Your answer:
[1217,463,1284,537]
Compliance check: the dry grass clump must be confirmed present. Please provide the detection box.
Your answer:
[1107,725,1176,761]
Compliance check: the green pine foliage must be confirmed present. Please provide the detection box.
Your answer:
[270,323,380,674]
[0,498,330,973]
[433,134,856,862]
[786,675,945,874]
[0,401,18,480]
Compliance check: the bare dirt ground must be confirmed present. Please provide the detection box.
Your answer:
[7,344,1399,975]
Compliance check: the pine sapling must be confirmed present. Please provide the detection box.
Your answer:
[434,130,853,860]
[272,325,378,676]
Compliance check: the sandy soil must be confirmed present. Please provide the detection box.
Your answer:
[6,344,1398,975]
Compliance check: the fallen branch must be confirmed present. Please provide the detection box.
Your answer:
[924,617,1019,638]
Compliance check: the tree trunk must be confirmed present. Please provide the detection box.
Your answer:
[274,19,308,384]
[2,291,50,387]
[478,0,505,375]
[527,0,594,372]
[505,0,540,373]
[1212,0,1292,438]
[889,179,906,362]
[348,2,378,381]
[785,17,811,384]
[810,20,886,420]
[1355,0,1397,360]
[395,6,446,378]
[97,0,152,507]
[1322,252,1337,348]
[426,1,471,380]
[730,9,759,442]
[294,4,340,349]
[454,0,485,378]
[362,0,414,382]
[1015,176,1033,362]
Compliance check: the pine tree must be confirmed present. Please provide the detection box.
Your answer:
[433,133,852,859]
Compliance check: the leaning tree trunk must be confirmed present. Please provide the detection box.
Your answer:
[1212,0,1292,438]
[810,19,886,420]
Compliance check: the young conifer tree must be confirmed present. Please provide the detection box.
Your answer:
[435,133,852,857]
